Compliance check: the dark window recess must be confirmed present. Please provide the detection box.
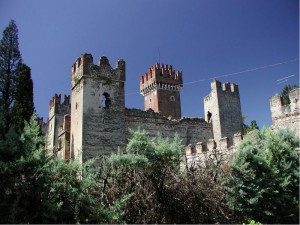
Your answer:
[101,92,111,108]
[207,111,212,123]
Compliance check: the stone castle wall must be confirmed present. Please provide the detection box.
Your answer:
[125,108,212,146]
[183,132,243,170]
[270,88,300,137]
[72,107,213,161]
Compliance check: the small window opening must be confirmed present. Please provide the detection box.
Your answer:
[101,92,111,108]
[149,98,152,103]
[170,96,175,102]
[207,111,212,123]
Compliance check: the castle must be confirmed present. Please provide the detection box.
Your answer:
[46,53,299,164]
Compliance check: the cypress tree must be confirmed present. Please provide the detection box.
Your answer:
[12,63,34,132]
[281,84,299,105]
[0,20,22,136]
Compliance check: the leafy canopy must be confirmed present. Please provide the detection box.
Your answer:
[224,128,299,224]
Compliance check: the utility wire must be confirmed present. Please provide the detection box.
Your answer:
[184,58,299,85]
[123,57,299,97]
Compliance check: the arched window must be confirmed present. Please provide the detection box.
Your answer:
[170,96,175,102]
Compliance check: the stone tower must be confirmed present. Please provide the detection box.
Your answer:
[204,80,243,144]
[269,88,300,137]
[140,63,183,119]
[47,94,71,155]
[70,53,126,163]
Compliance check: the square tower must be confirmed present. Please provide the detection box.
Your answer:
[70,54,126,163]
[140,63,183,119]
[204,80,243,144]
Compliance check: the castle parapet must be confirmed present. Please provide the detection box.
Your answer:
[71,54,126,89]
[140,63,183,96]
[233,132,243,146]
[49,94,70,109]
[219,137,229,151]
[185,144,195,155]
[207,139,216,151]
[211,80,239,95]
[48,94,71,118]
[196,142,206,153]
[71,53,93,76]
[270,88,300,120]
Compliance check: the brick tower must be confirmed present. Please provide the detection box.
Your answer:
[140,63,183,119]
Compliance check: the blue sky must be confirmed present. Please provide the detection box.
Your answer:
[0,0,299,128]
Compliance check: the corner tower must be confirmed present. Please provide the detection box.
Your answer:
[70,53,126,163]
[204,80,243,144]
[140,63,183,119]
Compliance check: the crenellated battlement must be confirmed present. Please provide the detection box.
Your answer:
[71,54,126,89]
[184,132,243,159]
[48,94,71,119]
[140,63,183,96]
[270,88,300,119]
[71,53,93,76]
[49,94,70,109]
[269,88,300,138]
[211,80,239,94]
[183,132,243,170]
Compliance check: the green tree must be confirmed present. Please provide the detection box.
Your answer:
[106,129,234,223]
[250,120,259,130]
[12,63,34,132]
[0,20,22,136]
[243,115,259,134]
[224,128,299,223]
[0,115,126,223]
[281,84,299,105]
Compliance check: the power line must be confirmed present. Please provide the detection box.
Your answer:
[184,58,299,85]
[123,57,299,97]
[276,74,295,82]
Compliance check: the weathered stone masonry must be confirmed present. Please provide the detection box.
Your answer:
[270,88,300,137]
[46,53,244,163]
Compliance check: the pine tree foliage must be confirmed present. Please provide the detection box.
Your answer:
[0,20,22,135]
[224,128,299,223]
[0,115,127,223]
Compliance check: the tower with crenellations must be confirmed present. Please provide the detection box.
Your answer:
[204,80,243,145]
[70,53,126,163]
[269,88,300,137]
[47,94,71,156]
[140,63,183,119]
